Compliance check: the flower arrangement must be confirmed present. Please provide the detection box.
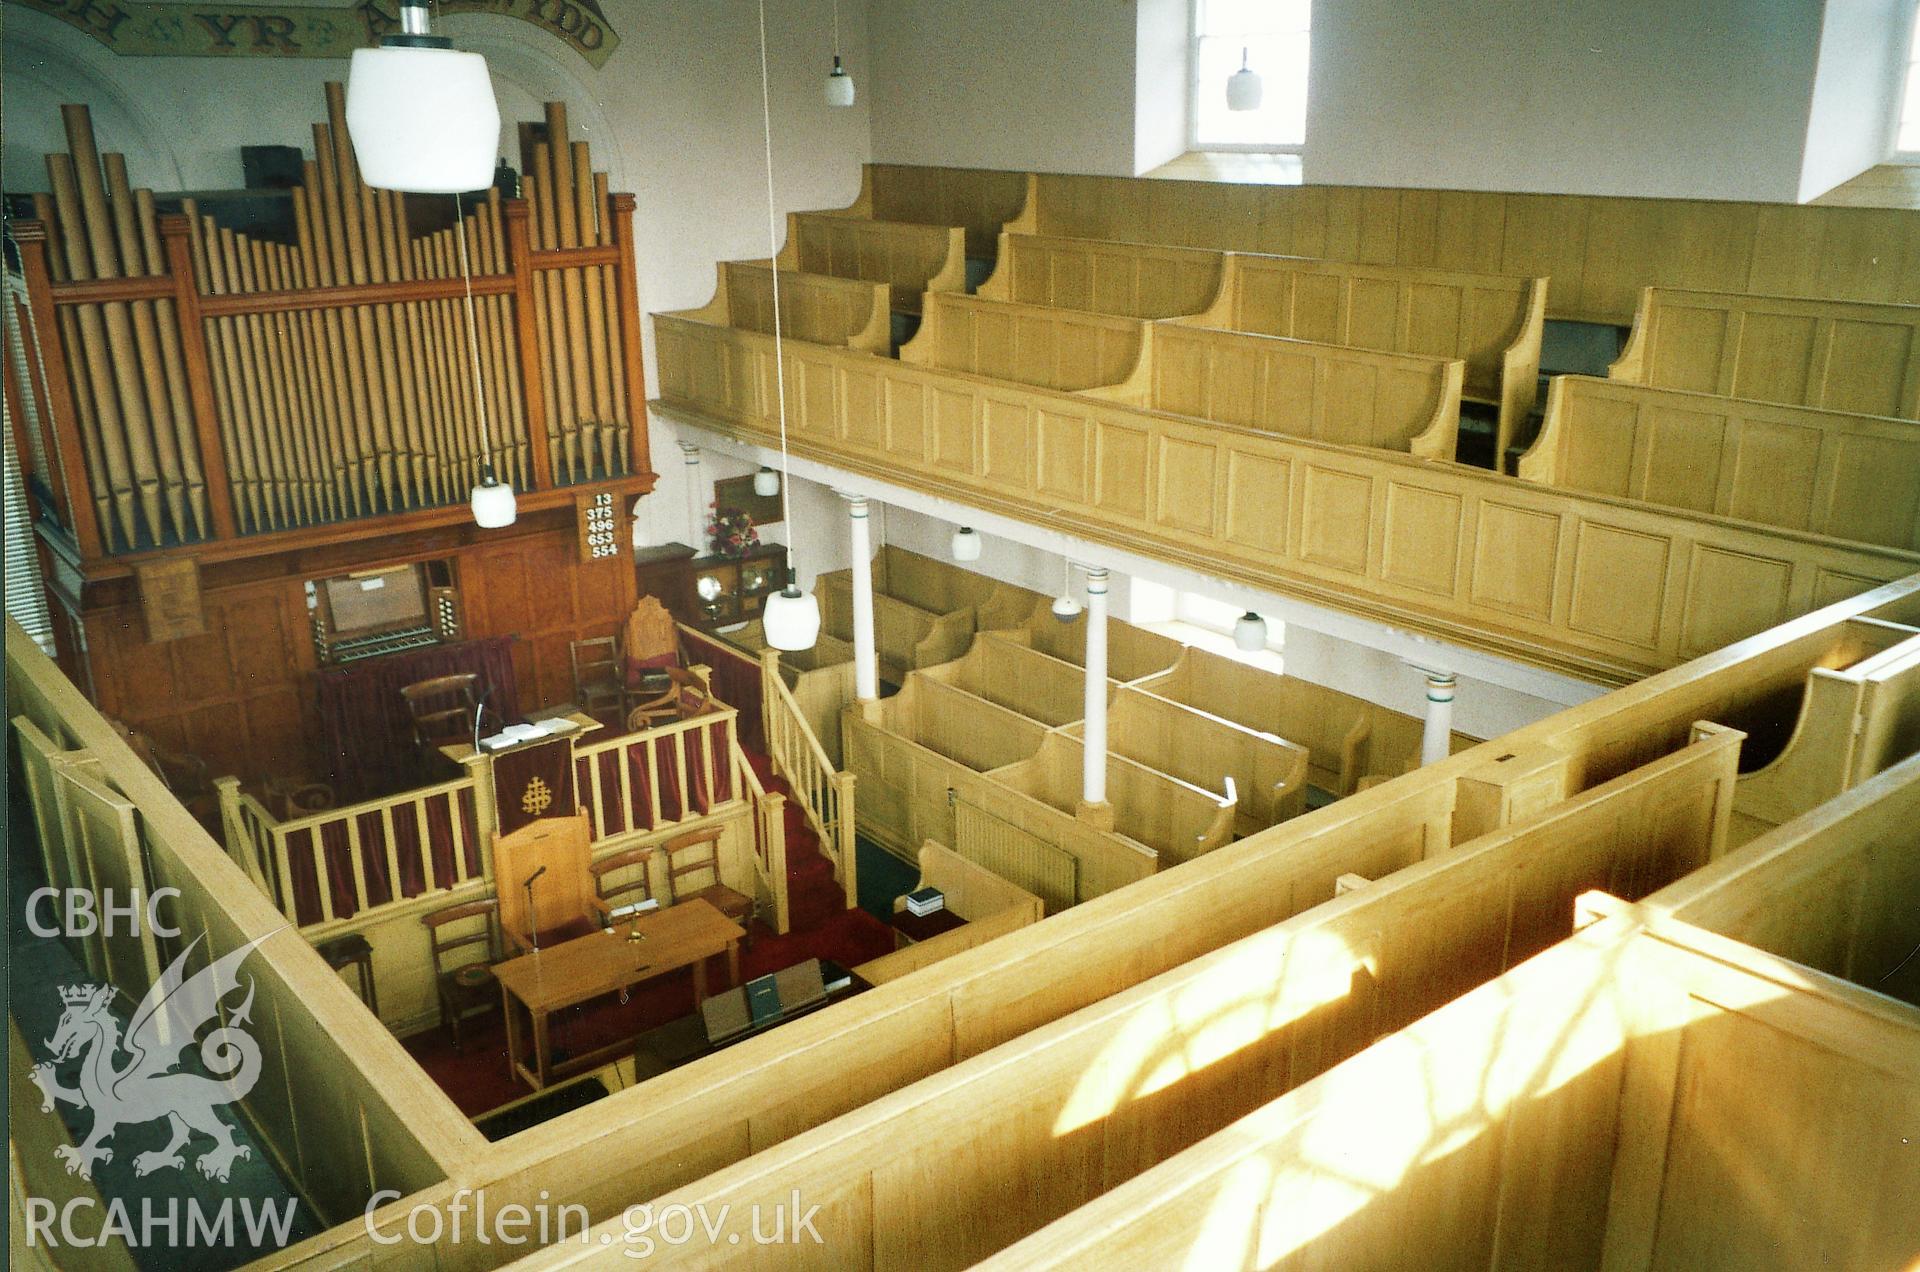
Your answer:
[707,503,759,558]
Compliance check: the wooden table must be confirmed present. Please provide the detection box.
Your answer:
[494,899,744,1091]
[437,708,602,765]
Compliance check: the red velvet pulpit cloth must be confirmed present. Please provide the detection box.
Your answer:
[313,635,519,802]
[491,735,579,834]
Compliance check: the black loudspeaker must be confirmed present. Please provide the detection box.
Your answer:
[241,145,303,191]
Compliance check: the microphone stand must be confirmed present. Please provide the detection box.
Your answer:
[523,865,547,953]
[472,685,491,754]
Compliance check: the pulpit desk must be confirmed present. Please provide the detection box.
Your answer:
[493,899,744,1091]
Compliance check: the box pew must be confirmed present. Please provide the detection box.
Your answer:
[528,725,1741,1270]
[917,632,1101,728]
[778,212,967,316]
[667,260,891,353]
[978,899,1920,1272]
[851,675,1050,863]
[1062,686,1310,833]
[1183,251,1548,469]
[990,732,1238,865]
[853,842,1046,987]
[865,165,1038,260]
[1649,749,1920,1007]
[1521,375,1920,552]
[1722,620,1920,840]
[1085,320,1464,461]
[976,230,1228,319]
[1610,287,1920,419]
[992,607,1184,684]
[815,574,974,688]
[900,292,1149,392]
[1136,646,1463,795]
[846,699,1157,907]
[859,543,1009,616]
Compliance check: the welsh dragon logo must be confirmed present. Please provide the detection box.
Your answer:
[29,933,275,1183]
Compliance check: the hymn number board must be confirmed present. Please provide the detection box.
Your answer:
[576,491,624,564]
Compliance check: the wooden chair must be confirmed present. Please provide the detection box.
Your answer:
[622,595,682,693]
[589,845,656,915]
[421,897,500,1051]
[662,826,755,936]
[626,666,715,731]
[492,812,609,955]
[570,635,627,722]
[400,673,480,761]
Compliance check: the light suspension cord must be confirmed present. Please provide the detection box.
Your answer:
[452,195,493,476]
[831,0,841,56]
[757,0,797,572]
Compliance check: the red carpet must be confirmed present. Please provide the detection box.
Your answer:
[404,753,894,1119]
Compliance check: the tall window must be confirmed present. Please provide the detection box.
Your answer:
[1191,0,1311,151]
[1900,13,1920,154]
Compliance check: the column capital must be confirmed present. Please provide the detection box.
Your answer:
[832,488,870,510]
[677,441,701,459]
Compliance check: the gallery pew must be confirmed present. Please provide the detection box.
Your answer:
[840,161,1038,261]
[1610,287,1920,419]
[976,230,1227,319]
[1086,321,1464,461]
[1063,686,1310,833]
[918,633,1103,728]
[655,312,1920,683]
[518,724,1741,1270]
[900,292,1149,392]
[852,842,1045,987]
[1522,374,1920,552]
[846,699,1158,909]
[1722,619,1920,840]
[1184,250,1547,469]
[1647,748,1920,1007]
[669,261,891,353]
[991,732,1238,866]
[867,163,1920,324]
[778,212,967,315]
[1136,646,1465,795]
[978,899,1920,1272]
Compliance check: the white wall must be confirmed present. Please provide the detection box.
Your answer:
[1132,0,1191,175]
[1800,0,1911,199]
[1303,0,1826,202]
[6,0,871,548]
[866,0,1139,175]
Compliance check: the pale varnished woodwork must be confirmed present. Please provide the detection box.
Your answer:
[1610,287,1920,419]
[776,213,967,315]
[1523,374,1920,552]
[654,315,1920,683]
[674,262,891,354]
[901,292,1148,392]
[852,842,1045,986]
[866,164,1920,324]
[977,231,1227,318]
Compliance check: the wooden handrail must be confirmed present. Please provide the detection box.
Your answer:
[735,740,792,934]
[759,649,857,909]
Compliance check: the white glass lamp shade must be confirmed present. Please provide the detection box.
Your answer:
[951,527,981,562]
[347,46,501,193]
[753,467,781,497]
[825,56,856,107]
[470,472,517,528]
[1226,48,1264,113]
[764,584,822,651]
[1234,611,1267,652]
[1051,594,1083,624]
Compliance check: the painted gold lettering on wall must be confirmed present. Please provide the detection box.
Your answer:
[7,0,618,66]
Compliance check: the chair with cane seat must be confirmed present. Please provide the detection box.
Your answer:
[662,826,755,936]
[421,897,500,1051]
[589,845,656,916]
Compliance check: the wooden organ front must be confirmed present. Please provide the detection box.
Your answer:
[5,87,658,787]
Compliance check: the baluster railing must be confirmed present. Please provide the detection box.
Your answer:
[760,651,858,910]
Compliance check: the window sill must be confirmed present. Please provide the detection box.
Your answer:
[1144,151,1304,186]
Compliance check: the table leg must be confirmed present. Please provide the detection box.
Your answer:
[726,938,739,988]
[692,959,707,1005]
[532,1009,551,1089]
[501,986,521,1082]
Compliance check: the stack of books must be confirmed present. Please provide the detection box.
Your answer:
[904,887,945,918]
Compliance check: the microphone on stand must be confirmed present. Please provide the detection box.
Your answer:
[524,864,547,952]
[472,685,492,753]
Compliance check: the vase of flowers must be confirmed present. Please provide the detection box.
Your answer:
[707,503,759,558]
